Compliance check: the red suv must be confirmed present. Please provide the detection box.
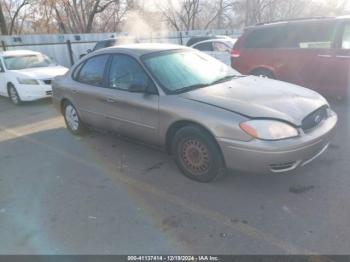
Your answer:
[232,17,350,98]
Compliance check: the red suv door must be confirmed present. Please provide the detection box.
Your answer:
[280,21,339,96]
[332,21,350,98]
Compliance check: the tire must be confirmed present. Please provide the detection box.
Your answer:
[251,68,275,79]
[8,84,21,105]
[63,101,86,136]
[172,125,226,183]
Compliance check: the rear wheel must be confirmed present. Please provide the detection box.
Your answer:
[251,68,275,79]
[8,84,21,105]
[172,125,226,183]
[63,101,86,135]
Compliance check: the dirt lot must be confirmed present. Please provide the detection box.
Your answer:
[0,96,349,254]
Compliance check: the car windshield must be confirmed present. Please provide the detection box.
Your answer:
[3,54,56,70]
[142,50,241,94]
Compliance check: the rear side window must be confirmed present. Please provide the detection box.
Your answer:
[244,26,284,48]
[193,42,214,51]
[285,22,337,49]
[76,55,109,87]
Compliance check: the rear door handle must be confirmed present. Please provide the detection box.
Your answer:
[318,54,332,58]
[72,89,78,94]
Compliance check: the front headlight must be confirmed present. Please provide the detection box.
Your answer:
[17,78,39,85]
[240,120,299,140]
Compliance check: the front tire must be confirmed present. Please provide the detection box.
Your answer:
[8,84,21,105]
[172,125,226,183]
[63,101,85,136]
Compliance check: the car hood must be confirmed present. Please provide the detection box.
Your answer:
[11,66,69,79]
[179,76,328,126]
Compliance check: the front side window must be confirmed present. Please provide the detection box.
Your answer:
[108,54,149,91]
[213,41,230,52]
[76,55,109,87]
[3,54,56,70]
[342,24,350,49]
[143,50,239,94]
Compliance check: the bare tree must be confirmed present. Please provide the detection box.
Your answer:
[52,0,118,33]
[0,2,8,34]
[1,0,350,35]
[0,0,29,35]
[159,0,202,31]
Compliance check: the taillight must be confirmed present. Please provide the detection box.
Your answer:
[231,49,240,58]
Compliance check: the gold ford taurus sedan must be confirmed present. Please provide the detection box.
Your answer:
[52,44,337,182]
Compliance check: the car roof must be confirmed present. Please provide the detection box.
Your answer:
[186,35,231,46]
[250,16,350,29]
[95,43,190,57]
[0,49,41,57]
[191,38,237,46]
[98,38,117,43]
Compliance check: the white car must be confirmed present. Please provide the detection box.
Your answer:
[0,50,68,105]
[190,37,237,65]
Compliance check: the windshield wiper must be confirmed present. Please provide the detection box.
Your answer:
[172,83,209,94]
[210,75,243,85]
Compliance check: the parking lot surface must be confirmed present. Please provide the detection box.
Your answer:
[0,97,349,254]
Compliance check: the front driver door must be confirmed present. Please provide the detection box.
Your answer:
[103,54,160,145]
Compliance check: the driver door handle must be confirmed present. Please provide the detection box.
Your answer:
[72,89,78,94]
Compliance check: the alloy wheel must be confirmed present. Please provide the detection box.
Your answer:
[65,105,79,131]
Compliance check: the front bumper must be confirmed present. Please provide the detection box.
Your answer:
[217,111,337,174]
[16,84,53,101]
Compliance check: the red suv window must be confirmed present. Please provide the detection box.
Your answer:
[284,22,337,49]
[244,26,285,48]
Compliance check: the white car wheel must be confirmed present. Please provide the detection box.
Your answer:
[8,85,21,105]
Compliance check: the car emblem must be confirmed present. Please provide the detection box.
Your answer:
[314,115,322,124]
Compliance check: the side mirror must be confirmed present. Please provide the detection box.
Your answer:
[0,65,4,73]
[129,82,148,93]
[87,49,92,53]
[79,53,86,59]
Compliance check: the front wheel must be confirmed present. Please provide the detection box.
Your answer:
[8,84,21,105]
[63,101,86,135]
[172,125,226,183]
